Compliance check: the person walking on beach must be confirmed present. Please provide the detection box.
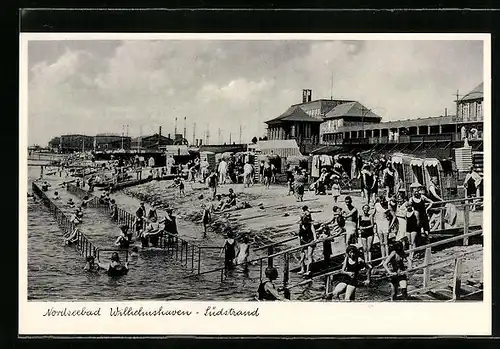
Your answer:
[115,225,130,249]
[201,203,211,237]
[235,235,251,269]
[403,201,419,267]
[294,168,306,202]
[257,267,289,301]
[383,241,408,301]
[243,161,254,188]
[286,164,294,196]
[263,161,272,189]
[218,158,228,185]
[383,161,396,198]
[331,177,341,204]
[207,170,218,200]
[409,184,433,245]
[361,164,373,205]
[162,208,179,245]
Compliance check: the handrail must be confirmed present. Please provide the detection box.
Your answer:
[253,236,297,251]
[317,247,483,301]
[284,229,483,291]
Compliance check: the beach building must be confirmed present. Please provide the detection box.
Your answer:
[94,133,131,151]
[265,89,381,154]
[322,82,484,146]
[59,134,94,153]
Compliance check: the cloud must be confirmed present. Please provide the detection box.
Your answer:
[27,39,483,146]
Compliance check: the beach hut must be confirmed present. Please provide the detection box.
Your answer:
[423,158,459,200]
[391,153,427,197]
[200,151,216,172]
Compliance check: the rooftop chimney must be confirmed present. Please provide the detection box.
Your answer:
[302,89,312,103]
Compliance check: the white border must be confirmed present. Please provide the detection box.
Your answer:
[19,33,491,336]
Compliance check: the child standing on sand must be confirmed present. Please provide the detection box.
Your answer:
[331,177,341,204]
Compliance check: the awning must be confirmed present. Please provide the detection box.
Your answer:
[392,156,403,164]
[410,159,423,167]
[424,159,440,167]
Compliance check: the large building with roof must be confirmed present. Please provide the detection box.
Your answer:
[265,89,382,153]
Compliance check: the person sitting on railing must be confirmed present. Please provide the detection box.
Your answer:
[330,245,371,301]
[132,213,145,240]
[52,191,60,200]
[143,216,161,247]
[115,225,130,249]
[257,267,289,301]
[298,206,317,276]
[383,240,408,301]
[83,255,99,272]
[64,227,80,245]
[97,252,129,277]
[162,208,178,245]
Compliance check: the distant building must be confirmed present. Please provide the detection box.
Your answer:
[131,134,174,150]
[454,82,483,138]
[94,133,131,151]
[48,137,61,151]
[60,134,94,153]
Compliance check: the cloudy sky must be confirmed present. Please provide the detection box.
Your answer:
[27,39,483,146]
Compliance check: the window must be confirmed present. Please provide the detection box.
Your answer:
[477,102,482,120]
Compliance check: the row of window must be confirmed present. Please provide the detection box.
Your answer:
[458,101,483,121]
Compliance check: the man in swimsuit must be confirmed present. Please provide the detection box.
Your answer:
[383,241,408,301]
[342,196,359,246]
[257,267,288,301]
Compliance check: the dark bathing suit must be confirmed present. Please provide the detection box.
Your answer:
[107,264,128,277]
[389,253,407,284]
[341,257,365,288]
[410,197,429,232]
[258,281,278,301]
[224,239,236,266]
[406,212,419,233]
[299,215,314,250]
[359,214,374,238]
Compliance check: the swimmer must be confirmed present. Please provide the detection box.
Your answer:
[219,231,237,268]
[41,181,50,191]
[81,195,92,208]
[67,198,75,208]
[257,267,288,301]
[115,225,130,249]
[64,227,80,245]
[83,255,99,272]
[52,191,60,200]
[130,246,139,258]
[69,209,83,225]
[97,252,129,277]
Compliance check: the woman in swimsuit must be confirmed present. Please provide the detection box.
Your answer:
[201,203,211,237]
[358,204,374,263]
[409,185,433,245]
[132,214,145,242]
[298,207,317,276]
[404,201,419,267]
[257,267,288,301]
[361,165,373,205]
[342,196,358,246]
[83,255,99,273]
[373,195,390,258]
[219,231,237,269]
[115,225,130,249]
[97,252,129,277]
[331,245,371,301]
[383,241,408,301]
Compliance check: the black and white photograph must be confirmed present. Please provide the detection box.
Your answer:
[20,33,490,335]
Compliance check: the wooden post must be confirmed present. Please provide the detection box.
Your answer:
[452,258,463,301]
[325,274,333,298]
[463,201,470,246]
[423,246,432,288]
[220,267,224,282]
[198,248,202,274]
[191,245,195,270]
[267,246,274,267]
[283,253,290,300]
[259,259,263,281]
[185,242,188,265]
